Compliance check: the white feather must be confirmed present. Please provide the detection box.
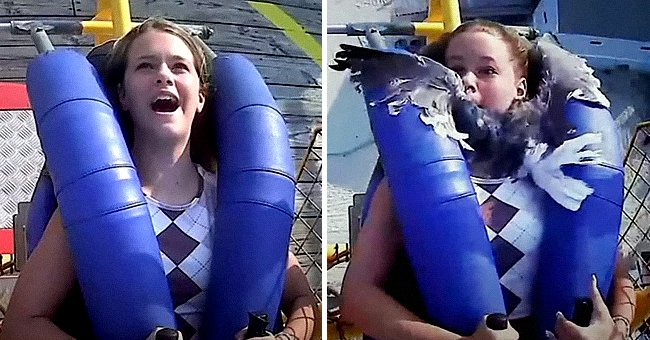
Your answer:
[521,133,603,211]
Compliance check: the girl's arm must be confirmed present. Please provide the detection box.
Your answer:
[1,209,76,340]
[609,254,635,338]
[340,178,517,340]
[277,252,317,340]
[233,251,317,340]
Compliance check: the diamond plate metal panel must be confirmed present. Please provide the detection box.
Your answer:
[0,110,43,229]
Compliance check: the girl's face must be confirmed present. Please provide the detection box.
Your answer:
[119,30,205,142]
[445,31,526,113]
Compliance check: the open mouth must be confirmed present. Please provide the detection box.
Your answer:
[150,95,180,113]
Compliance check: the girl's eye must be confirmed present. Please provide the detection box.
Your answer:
[173,63,190,71]
[479,67,497,76]
[136,62,153,70]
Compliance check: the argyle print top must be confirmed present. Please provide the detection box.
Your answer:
[145,167,217,339]
[472,175,546,319]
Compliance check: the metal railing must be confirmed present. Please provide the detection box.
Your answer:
[618,122,650,338]
[291,127,323,303]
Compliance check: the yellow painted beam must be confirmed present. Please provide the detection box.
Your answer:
[440,0,461,32]
[111,0,133,37]
[88,0,133,44]
[424,0,461,43]
[92,0,113,44]
[248,1,322,67]
[413,22,445,37]
[82,20,137,36]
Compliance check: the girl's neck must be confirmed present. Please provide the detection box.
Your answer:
[131,137,201,206]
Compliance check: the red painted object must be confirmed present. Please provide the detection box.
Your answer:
[0,82,31,110]
[0,229,14,254]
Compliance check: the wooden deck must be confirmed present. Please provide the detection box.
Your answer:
[0,0,322,298]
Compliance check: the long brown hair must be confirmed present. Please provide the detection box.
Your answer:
[104,17,217,172]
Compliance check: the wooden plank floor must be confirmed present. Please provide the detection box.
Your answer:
[0,0,322,297]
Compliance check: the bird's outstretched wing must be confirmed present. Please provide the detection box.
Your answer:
[330,45,547,176]
[331,44,471,143]
[331,44,603,210]
[535,35,610,108]
[331,44,465,98]
[531,35,611,148]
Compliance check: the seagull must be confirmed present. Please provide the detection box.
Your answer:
[330,36,610,211]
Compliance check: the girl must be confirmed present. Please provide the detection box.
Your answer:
[1,18,316,340]
[340,20,634,340]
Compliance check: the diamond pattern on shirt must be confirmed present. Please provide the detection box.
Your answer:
[477,182,501,194]
[175,291,207,318]
[175,292,206,334]
[502,253,539,318]
[472,177,545,319]
[491,235,525,277]
[168,267,202,308]
[501,284,522,316]
[161,207,183,221]
[492,178,542,212]
[498,209,543,255]
[175,313,197,340]
[160,252,176,275]
[178,243,211,289]
[481,196,518,233]
[157,222,200,265]
[145,169,216,340]
[175,206,211,248]
[485,226,498,241]
[475,183,492,205]
[149,206,172,235]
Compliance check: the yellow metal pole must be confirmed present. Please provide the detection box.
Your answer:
[85,0,133,45]
[425,0,442,22]
[440,0,461,32]
[82,20,137,36]
[92,0,114,44]
[413,22,445,37]
[93,0,112,21]
[111,0,133,37]
[422,0,461,43]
